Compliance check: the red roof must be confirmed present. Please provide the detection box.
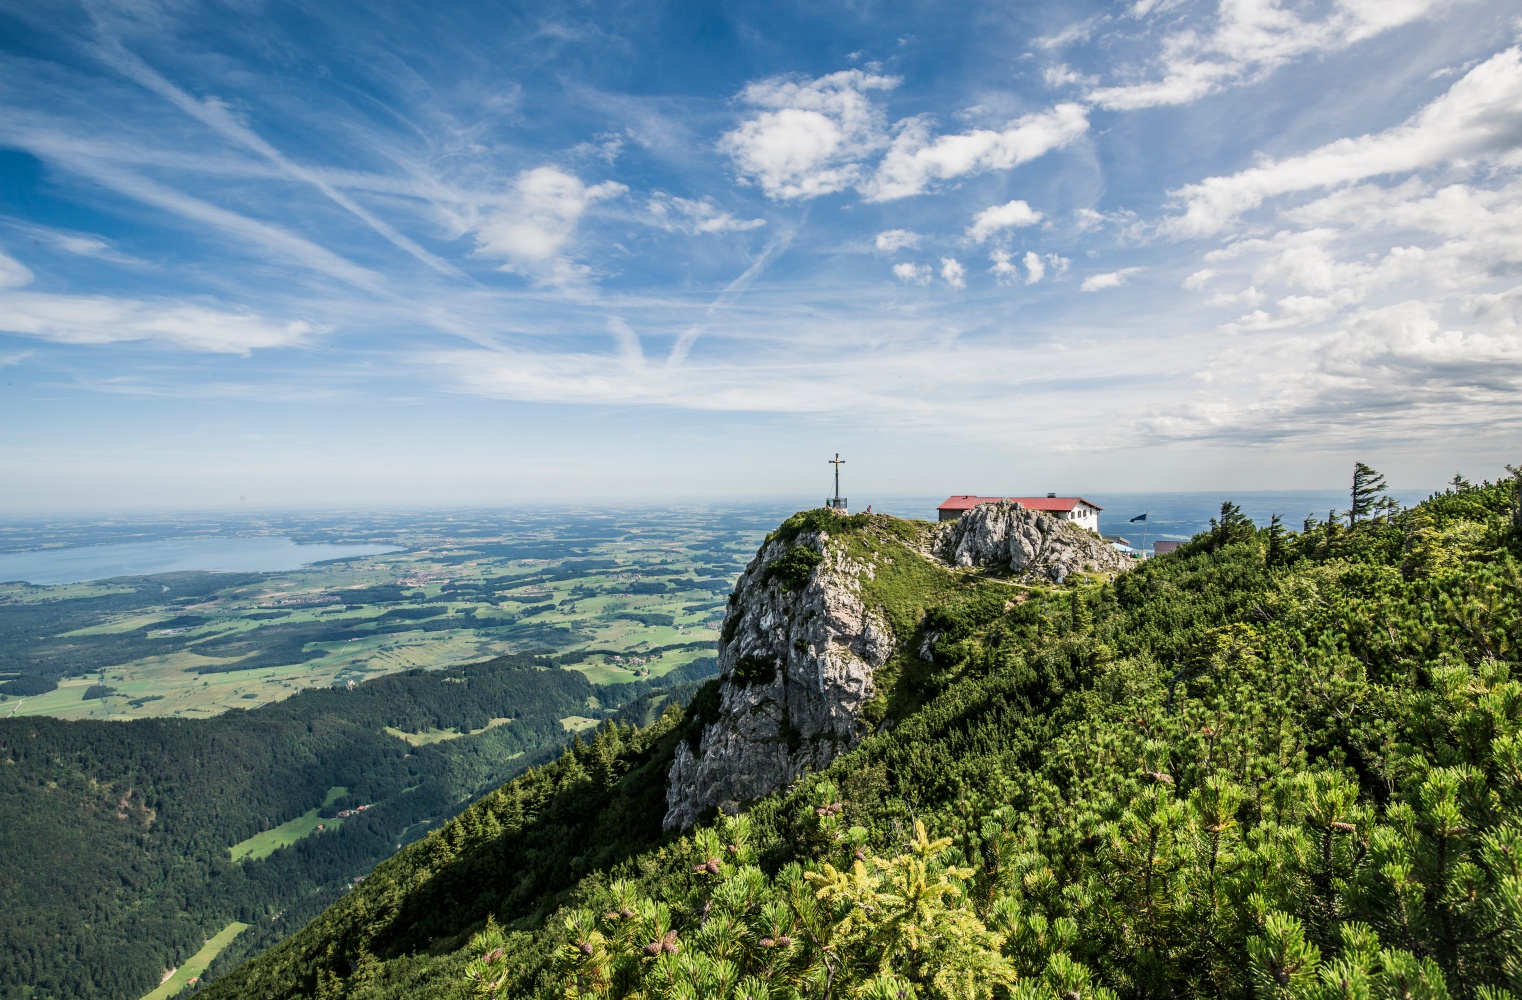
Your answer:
[937,495,1102,513]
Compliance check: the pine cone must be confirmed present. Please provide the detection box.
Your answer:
[579,941,594,956]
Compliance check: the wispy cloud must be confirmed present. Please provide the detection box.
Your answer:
[472,166,627,284]
[0,283,313,354]
[875,229,921,252]
[647,193,766,234]
[1080,267,1144,291]
[1083,0,1455,110]
[1164,47,1522,237]
[864,104,1088,201]
[92,38,469,278]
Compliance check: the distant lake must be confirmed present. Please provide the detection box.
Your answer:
[0,537,402,586]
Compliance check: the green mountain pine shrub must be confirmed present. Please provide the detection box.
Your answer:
[205,471,1522,1000]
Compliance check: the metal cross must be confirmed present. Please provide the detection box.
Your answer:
[828,453,845,502]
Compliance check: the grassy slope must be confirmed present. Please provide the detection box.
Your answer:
[204,486,1522,999]
[138,923,248,1000]
[228,787,349,862]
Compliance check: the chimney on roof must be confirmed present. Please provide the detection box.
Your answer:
[1047,492,1056,498]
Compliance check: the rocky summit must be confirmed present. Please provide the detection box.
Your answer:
[664,503,1126,830]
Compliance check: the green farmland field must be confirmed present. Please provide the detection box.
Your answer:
[0,505,770,722]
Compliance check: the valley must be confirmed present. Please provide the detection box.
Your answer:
[0,506,778,1000]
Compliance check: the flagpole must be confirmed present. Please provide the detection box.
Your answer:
[1140,511,1148,558]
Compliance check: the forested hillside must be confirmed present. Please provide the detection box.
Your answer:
[0,653,715,1000]
[203,472,1522,1000]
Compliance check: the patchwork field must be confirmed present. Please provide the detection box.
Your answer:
[0,506,780,720]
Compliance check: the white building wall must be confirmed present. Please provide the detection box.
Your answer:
[1068,505,1100,533]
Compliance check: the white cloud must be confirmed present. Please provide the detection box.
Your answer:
[1080,267,1144,291]
[990,250,1021,284]
[1043,64,1099,88]
[1035,15,1107,50]
[5,223,146,266]
[893,262,932,284]
[865,103,1089,201]
[1086,0,1452,111]
[1183,268,1216,291]
[1165,46,1522,237]
[0,250,35,289]
[719,70,898,200]
[1207,285,1266,308]
[0,288,313,354]
[941,257,966,289]
[988,250,1067,285]
[967,199,1044,242]
[474,166,626,283]
[1074,208,1108,232]
[1023,252,1046,285]
[647,193,766,235]
[1148,298,1522,444]
[875,229,921,252]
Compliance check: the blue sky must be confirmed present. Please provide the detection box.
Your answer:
[1,0,1519,510]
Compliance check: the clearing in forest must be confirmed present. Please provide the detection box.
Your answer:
[138,921,248,1000]
[385,716,512,745]
[228,786,347,862]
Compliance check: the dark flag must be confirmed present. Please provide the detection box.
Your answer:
[1130,513,1148,522]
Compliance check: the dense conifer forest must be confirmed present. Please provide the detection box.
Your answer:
[201,471,1522,1000]
[0,654,715,1000]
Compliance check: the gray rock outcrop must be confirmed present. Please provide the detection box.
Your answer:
[663,528,893,832]
[662,505,1128,830]
[931,501,1130,582]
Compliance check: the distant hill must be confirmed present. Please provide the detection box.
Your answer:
[0,652,715,1000]
[202,474,1522,1000]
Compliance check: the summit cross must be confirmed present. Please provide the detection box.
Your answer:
[826,453,848,511]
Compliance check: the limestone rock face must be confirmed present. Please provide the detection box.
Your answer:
[663,529,893,832]
[932,501,1128,582]
[662,504,1128,831]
